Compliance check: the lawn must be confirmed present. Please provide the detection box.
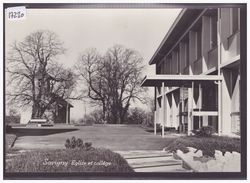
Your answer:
[11,125,178,150]
[164,136,241,157]
[6,148,134,172]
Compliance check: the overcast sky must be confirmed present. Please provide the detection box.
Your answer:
[5,8,181,120]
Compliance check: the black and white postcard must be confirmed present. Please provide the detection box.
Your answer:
[3,2,247,180]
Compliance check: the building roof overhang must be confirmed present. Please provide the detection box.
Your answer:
[51,93,74,108]
[57,100,74,108]
[141,75,222,87]
[149,8,205,65]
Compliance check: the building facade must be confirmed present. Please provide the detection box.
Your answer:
[141,8,241,137]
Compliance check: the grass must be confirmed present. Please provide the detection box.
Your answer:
[10,125,177,150]
[6,148,134,172]
[164,136,241,157]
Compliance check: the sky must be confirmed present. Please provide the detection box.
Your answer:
[5,8,181,120]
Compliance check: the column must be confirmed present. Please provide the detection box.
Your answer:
[199,83,202,128]
[162,82,165,138]
[188,82,194,135]
[181,87,185,133]
[154,111,157,135]
[218,81,222,136]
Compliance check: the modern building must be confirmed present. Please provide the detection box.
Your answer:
[141,8,241,137]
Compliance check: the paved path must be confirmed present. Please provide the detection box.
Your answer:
[12,125,179,151]
[116,150,192,172]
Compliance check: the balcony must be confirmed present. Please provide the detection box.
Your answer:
[207,47,218,70]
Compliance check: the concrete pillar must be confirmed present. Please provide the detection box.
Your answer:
[188,82,194,135]
[199,83,202,128]
[221,70,231,134]
[154,111,157,135]
[162,82,165,138]
[181,87,185,133]
[218,81,222,135]
[172,92,179,130]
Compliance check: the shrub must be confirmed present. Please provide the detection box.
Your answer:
[65,138,71,149]
[145,124,177,133]
[6,125,12,133]
[164,136,240,157]
[164,140,189,153]
[65,137,93,151]
[65,136,76,149]
[70,136,76,148]
[6,148,134,172]
[84,142,92,151]
[192,126,214,137]
[76,138,83,148]
[125,108,147,124]
[5,116,20,124]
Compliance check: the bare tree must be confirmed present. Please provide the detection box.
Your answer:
[75,48,108,122]
[6,30,77,119]
[76,45,147,124]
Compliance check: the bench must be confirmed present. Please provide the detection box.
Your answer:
[28,119,48,127]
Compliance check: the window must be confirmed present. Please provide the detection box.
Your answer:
[196,30,202,59]
[231,8,240,34]
[166,58,171,74]
[185,42,189,67]
[160,62,164,74]
[156,63,161,74]
[171,51,179,74]
[163,58,168,74]
[176,50,180,74]
[210,15,218,49]
[220,8,240,50]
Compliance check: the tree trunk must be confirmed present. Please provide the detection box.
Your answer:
[31,102,39,118]
[102,102,107,124]
[31,101,46,119]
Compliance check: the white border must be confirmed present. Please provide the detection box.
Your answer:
[0,1,248,182]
